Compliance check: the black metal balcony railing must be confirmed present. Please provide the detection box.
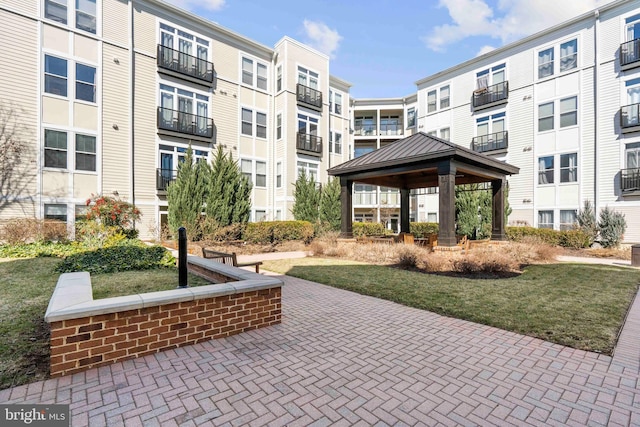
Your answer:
[296,132,322,154]
[157,45,214,83]
[296,83,323,111]
[472,131,508,153]
[472,81,509,108]
[156,168,177,191]
[621,168,640,192]
[157,107,214,139]
[620,38,640,68]
[620,103,640,129]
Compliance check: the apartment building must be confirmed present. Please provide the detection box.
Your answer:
[0,0,350,239]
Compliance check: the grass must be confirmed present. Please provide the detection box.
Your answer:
[262,257,639,355]
[0,257,211,390]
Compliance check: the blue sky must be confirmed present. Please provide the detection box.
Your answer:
[166,0,613,98]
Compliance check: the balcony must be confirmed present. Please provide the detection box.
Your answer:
[296,132,322,156]
[156,168,177,192]
[621,168,640,193]
[157,44,214,85]
[354,192,377,205]
[472,81,509,110]
[157,107,214,142]
[354,126,377,136]
[296,83,323,111]
[379,123,403,136]
[620,39,640,70]
[620,103,640,133]
[472,131,508,153]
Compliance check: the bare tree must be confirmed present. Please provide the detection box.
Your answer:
[0,103,34,213]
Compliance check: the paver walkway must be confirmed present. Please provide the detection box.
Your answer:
[2,266,640,425]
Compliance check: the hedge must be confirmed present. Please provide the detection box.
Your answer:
[244,221,314,244]
[506,226,591,249]
[352,222,386,237]
[409,222,439,238]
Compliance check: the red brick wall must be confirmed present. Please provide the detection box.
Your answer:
[49,288,281,377]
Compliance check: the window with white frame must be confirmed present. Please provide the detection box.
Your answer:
[240,159,252,183]
[626,142,640,169]
[538,102,554,132]
[159,23,209,75]
[240,108,267,138]
[538,39,577,79]
[560,96,578,127]
[44,0,97,34]
[560,210,577,231]
[426,130,437,137]
[44,129,67,169]
[380,115,401,135]
[242,57,253,85]
[297,161,318,181]
[276,113,282,140]
[44,55,68,97]
[45,204,67,222]
[560,153,578,183]
[159,145,207,178]
[538,210,554,229]
[626,13,640,42]
[255,210,267,222]
[256,112,267,138]
[75,134,96,171]
[427,213,437,223]
[241,57,268,89]
[298,113,318,136]
[255,161,266,187]
[159,84,210,134]
[241,108,252,136]
[257,63,267,90]
[440,85,450,109]
[240,159,266,187]
[440,127,450,140]
[330,131,342,154]
[538,156,554,184]
[298,67,318,89]
[560,39,577,72]
[407,107,416,127]
[427,90,437,113]
[76,63,96,103]
[538,47,554,78]
[333,91,343,114]
[625,78,640,126]
[476,64,505,89]
[275,210,282,221]
[276,65,282,92]
[276,162,282,188]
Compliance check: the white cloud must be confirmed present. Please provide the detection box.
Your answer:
[476,45,496,56]
[423,0,613,52]
[163,0,225,12]
[302,20,343,59]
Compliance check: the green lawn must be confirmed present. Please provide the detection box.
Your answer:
[262,257,639,355]
[0,257,211,390]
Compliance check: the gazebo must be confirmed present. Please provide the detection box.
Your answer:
[327,132,520,247]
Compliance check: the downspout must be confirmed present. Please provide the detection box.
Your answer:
[130,0,136,228]
[593,9,599,214]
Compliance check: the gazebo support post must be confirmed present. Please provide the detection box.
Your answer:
[340,177,353,237]
[400,188,410,233]
[438,163,457,246]
[491,178,507,241]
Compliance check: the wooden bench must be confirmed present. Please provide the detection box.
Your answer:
[202,249,263,273]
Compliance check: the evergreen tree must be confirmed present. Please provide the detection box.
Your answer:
[455,184,492,239]
[319,177,341,230]
[577,199,598,246]
[597,206,627,248]
[205,145,252,226]
[292,170,320,222]
[166,146,208,238]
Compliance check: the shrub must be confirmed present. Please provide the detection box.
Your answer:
[396,245,421,268]
[558,229,592,249]
[409,222,439,238]
[0,241,82,259]
[576,200,597,246]
[244,221,314,244]
[597,207,627,248]
[506,226,561,246]
[352,222,386,237]
[0,218,67,244]
[56,241,175,274]
[202,222,246,242]
[84,194,141,237]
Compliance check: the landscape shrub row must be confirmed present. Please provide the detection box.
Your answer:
[409,222,439,238]
[244,221,314,244]
[506,226,591,249]
[352,222,387,237]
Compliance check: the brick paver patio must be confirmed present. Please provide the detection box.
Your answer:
[2,272,639,426]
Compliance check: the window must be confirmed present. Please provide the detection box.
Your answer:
[354,146,374,158]
[426,130,437,137]
[298,113,318,136]
[44,130,67,169]
[476,64,505,90]
[159,24,210,78]
[560,39,577,71]
[538,47,554,78]
[75,134,96,171]
[242,58,253,85]
[76,0,96,33]
[427,213,437,223]
[240,159,266,187]
[440,127,450,140]
[538,156,554,184]
[334,92,342,114]
[355,116,375,135]
[626,142,640,169]
[380,116,400,135]
[159,84,210,136]
[298,67,318,89]
[256,161,266,187]
[560,210,577,231]
[276,162,282,188]
[76,63,96,102]
[407,107,416,127]
[440,86,450,109]
[427,90,436,113]
[255,210,267,222]
[559,96,577,127]
[240,159,252,182]
[45,204,67,222]
[297,161,318,181]
[538,102,554,132]
[538,211,554,229]
[257,63,267,90]
[560,153,577,183]
[44,55,67,97]
[333,132,342,154]
[276,65,282,92]
[241,108,253,136]
[45,0,67,24]
[275,210,282,221]
[276,113,282,140]
[256,112,267,138]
